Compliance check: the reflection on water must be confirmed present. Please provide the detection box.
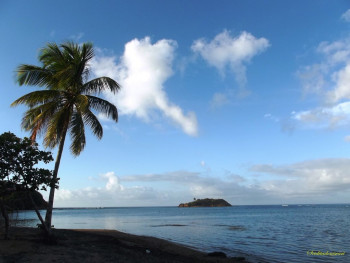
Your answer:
[9,205,350,263]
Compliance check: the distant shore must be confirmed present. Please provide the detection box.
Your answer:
[0,227,249,263]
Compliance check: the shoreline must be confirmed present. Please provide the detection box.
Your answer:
[0,227,249,262]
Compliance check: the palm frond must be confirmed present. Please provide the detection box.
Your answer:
[11,90,60,108]
[82,109,103,139]
[61,42,94,88]
[69,111,86,156]
[87,95,118,122]
[82,77,120,95]
[16,64,54,87]
[39,42,64,66]
[21,101,59,141]
[44,107,72,148]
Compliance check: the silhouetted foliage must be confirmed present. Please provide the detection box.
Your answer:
[0,132,55,238]
[179,198,232,207]
[2,190,48,210]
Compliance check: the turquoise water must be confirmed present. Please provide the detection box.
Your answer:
[10,204,350,263]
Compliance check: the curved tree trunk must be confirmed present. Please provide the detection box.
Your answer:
[44,127,68,230]
[25,190,50,236]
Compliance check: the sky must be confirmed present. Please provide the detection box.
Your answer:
[1,0,350,207]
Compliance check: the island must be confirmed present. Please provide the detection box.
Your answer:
[178,198,232,207]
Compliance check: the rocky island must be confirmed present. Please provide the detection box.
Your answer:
[179,198,232,207]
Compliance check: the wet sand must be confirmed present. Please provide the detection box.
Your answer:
[0,227,249,262]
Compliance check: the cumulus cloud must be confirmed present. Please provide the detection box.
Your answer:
[101,171,123,191]
[341,9,350,22]
[91,37,198,136]
[192,30,270,89]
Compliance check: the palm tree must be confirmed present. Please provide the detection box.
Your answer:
[12,42,120,230]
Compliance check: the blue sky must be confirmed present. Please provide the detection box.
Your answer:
[1,0,350,207]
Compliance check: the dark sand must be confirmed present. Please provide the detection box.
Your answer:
[0,227,249,263]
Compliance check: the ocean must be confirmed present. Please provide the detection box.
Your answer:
[9,204,349,263]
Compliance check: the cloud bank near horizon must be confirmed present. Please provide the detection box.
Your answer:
[51,158,350,207]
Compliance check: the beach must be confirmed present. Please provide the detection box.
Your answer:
[0,227,248,263]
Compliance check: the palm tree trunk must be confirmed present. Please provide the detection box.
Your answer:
[25,190,50,236]
[44,126,68,230]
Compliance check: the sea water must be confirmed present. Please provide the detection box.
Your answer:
[9,204,350,263]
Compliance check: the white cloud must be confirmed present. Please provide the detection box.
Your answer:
[121,171,201,183]
[192,30,270,89]
[316,39,350,104]
[317,39,350,65]
[97,113,113,122]
[298,38,350,104]
[291,101,350,129]
[341,9,350,22]
[91,37,198,136]
[55,189,73,201]
[53,171,171,207]
[294,37,350,131]
[297,64,327,96]
[327,64,350,103]
[100,171,123,191]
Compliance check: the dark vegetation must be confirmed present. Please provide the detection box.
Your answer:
[1,184,48,210]
[0,132,54,239]
[179,198,232,207]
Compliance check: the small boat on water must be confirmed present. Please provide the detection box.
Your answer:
[281,204,288,207]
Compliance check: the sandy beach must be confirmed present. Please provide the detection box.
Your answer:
[0,227,248,263]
